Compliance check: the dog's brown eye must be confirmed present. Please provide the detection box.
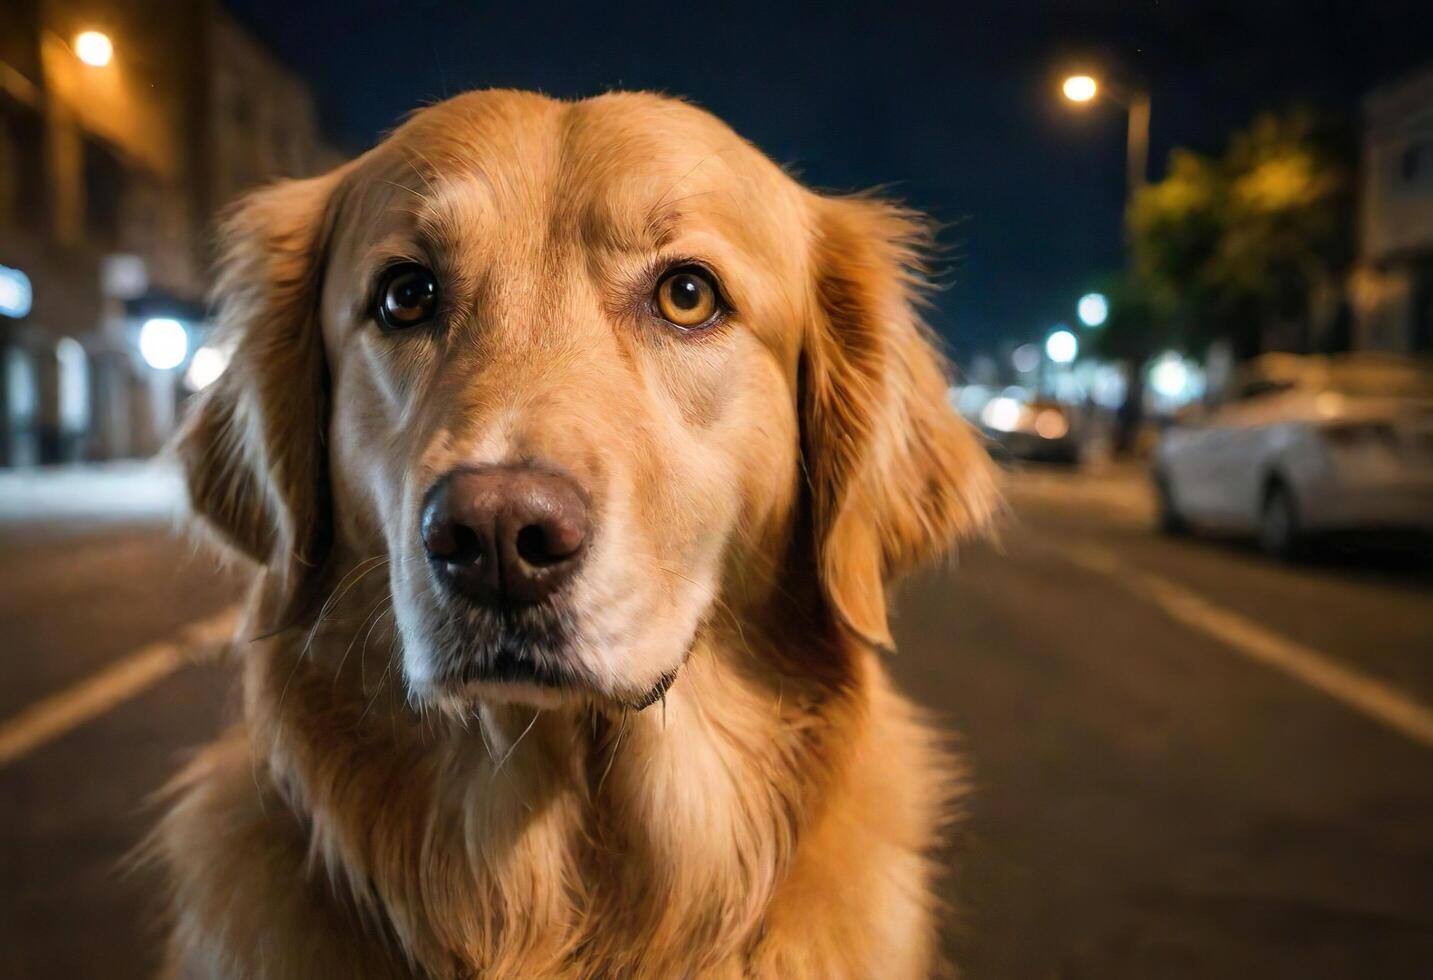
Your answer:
[377,264,438,329]
[654,268,719,329]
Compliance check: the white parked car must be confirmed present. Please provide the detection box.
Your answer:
[1153,353,1433,556]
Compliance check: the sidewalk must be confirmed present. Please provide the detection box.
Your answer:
[0,460,184,526]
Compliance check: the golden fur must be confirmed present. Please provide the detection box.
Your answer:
[156,90,995,979]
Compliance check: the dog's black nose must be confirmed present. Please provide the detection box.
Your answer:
[421,466,590,606]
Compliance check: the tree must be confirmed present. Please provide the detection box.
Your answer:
[1126,111,1353,360]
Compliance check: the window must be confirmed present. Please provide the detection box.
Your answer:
[82,137,125,245]
[0,101,45,233]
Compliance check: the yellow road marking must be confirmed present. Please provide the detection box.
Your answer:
[0,608,239,768]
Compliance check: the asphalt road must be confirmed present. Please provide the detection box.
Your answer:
[2,463,1431,978]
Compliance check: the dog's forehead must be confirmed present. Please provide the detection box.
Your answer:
[362,90,806,257]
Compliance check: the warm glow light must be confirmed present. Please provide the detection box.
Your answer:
[139,318,188,370]
[981,397,1024,433]
[1077,292,1109,328]
[1062,75,1098,103]
[1034,409,1069,440]
[74,30,114,67]
[1314,392,1345,418]
[1045,329,1079,364]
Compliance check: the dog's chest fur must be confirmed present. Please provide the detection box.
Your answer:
[157,625,952,979]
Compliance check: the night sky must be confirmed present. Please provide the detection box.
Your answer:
[226,0,1431,360]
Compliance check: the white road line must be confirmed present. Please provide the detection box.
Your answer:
[1056,542,1433,751]
[0,607,240,769]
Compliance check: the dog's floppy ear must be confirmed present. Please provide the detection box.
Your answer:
[174,169,347,622]
[802,194,996,652]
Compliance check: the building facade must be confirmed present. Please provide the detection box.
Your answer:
[1352,66,1433,354]
[0,0,339,466]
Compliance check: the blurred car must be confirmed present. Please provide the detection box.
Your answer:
[1153,353,1433,556]
[978,395,1082,463]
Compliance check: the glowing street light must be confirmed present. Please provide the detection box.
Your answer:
[1057,71,1151,199]
[1077,292,1109,328]
[73,30,114,67]
[1045,328,1079,365]
[139,318,188,370]
[1061,74,1098,103]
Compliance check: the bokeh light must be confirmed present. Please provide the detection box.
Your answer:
[73,31,113,67]
[1077,292,1109,327]
[1045,329,1079,364]
[139,318,188,370]
[1062,75,1097,103]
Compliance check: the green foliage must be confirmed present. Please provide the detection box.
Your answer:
[1123,110,1353,359]
[1094,274,1173,362]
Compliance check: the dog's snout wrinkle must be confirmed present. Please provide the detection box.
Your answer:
[422,465,590,606]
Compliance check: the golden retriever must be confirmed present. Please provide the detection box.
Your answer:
[157,89,995,979]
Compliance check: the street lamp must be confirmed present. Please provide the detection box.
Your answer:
[1060,72,1151,199]
[1062,75,1097,103]
[73,30,114,67]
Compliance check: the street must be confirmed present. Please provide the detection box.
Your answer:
[2,464,1431,979]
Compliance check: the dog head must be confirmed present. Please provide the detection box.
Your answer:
[176,91,994,712]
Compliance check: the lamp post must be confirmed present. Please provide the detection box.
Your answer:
[1060,72,1152,456]
[1060,73,1151,202]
